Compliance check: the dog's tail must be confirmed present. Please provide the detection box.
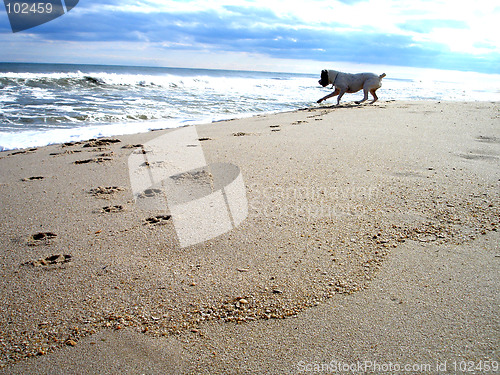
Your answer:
[379,73,386,80]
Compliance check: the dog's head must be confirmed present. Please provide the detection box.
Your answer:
[318,69,329,87]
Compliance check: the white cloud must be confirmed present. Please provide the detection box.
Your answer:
[89,0,499,56]
[2,0,498,74]
[220,0,492,54]
[396,0,499,55]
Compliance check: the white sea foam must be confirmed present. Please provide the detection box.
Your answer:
[1,65,499,151]
[0,119,200,151]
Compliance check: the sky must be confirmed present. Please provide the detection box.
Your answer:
[0,0,499,75]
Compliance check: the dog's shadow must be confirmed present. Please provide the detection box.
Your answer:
[302,102,385,112]
[321,103,364,109]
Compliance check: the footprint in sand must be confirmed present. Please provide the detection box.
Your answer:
[50,150,82,156]
[27,232,57,246]
[307,113,325,121]
[102,205,124,213]
[144,215,172,225]
[24,254,72,267]
[74,157,112,164]
[459,152,498,161]
[82,138,121,148]
[21,176,44,181]
[8,148,37,156]
[62,141,83,147]
[137,188,163,198]
[233,132,247,137]
[476,135,500,144]
[98,152,115,157]
[90,186,125,198]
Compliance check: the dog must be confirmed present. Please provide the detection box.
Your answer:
[317,70,386,105]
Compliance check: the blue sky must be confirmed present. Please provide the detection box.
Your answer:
[1,0,499,74]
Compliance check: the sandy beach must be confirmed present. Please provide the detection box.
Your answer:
[0,100,498,374]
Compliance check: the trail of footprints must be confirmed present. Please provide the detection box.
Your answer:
[24,232,70,268]
[17,115,321,268]
[52,138,122,164]
[22,138,172,268]
[266,109,327,132]
[19,114,322,267]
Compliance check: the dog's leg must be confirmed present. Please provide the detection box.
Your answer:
[355,89,369,104]
[369,89,379,104]
[317,88,340,104]
[336,88,347,105]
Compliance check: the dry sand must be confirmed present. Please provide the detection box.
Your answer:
[0,101,498,373]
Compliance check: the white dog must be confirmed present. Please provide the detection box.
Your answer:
[317,70,386,105]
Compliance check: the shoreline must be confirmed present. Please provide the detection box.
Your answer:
[1,100,499,372]
[1,99,499,152]
[0,108,292,152]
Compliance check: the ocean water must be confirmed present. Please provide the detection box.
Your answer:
[1,63,499,151]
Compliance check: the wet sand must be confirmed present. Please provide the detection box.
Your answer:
[0,101,498,373]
